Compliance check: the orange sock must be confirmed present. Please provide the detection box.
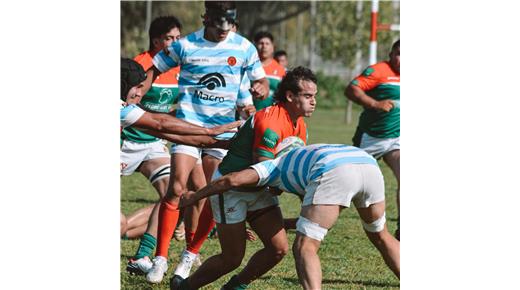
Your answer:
[155,200,179,258]
[187,200,215,254]
[185,230,195,247]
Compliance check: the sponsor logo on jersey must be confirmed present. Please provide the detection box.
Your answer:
[159,88,173,103]
[226,206,236,213]
[261,128,280,149]
[194,73,227,102]
[227,56,237,66]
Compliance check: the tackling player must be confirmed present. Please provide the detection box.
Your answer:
[178,143,400,290]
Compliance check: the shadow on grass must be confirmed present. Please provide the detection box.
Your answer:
[261,276,399,288]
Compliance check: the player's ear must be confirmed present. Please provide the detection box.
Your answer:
[152,38,161,49]
[286,91,294,103]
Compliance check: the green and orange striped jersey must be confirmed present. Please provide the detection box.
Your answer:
[121,51,180,143]
[253,59,286,111]
[218,103,307,176]
[351,61,400,138]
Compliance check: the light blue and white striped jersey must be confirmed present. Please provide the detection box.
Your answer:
[251,144,378,198]
[153,28,265,139]
[120,101,145,128]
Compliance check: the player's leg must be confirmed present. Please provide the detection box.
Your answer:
[172,163,207,279]
[226,205,288,288]
[293,205,341,290]
[356,201,400,278]
[124,204,154,239]
[146,149,199,283]
[120,212,128,237]
[354,162,399,278]
[126,154,170,274]
[383,148,400,240]
[183,163,206,247]
[174,152,223,278]
[176,221,247,289]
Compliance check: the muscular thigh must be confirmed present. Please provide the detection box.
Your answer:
[300,205,341,230]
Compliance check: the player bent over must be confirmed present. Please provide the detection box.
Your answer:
[178,143,400,289]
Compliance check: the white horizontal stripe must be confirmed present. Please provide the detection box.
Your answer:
[152,83,178,88]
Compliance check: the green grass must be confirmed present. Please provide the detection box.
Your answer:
[121,107,399,289]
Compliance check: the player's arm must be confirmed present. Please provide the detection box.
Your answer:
[133,111,242,136]
[179,169,260,208]
[250,78,269,100]
[344,84,393,112]
[142,130,232,149]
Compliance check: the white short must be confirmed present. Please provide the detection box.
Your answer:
[302,163,385,208]
[170,144,227,161]
[209,169,279,224]
[359,133,400,159]
[120,140,170,176]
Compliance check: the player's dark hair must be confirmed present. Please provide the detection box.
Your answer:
[254,31,274,43]
[392,39,400,51]
[205,1,236,11]
[148,16,182,50]
[274,66,317,103]
[121,58,147,100]
[274,50,287,58]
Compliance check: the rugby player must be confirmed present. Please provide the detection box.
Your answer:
[139,1,270,283]
[253,31,286,111]
[345,40,400,239]
[178,143,400,289]
[170,66,317,290]
[274,50,289,69]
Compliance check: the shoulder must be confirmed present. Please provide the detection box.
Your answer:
[133,51,152,69]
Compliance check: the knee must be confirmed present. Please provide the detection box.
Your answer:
[292,238,317,257]
[270,240,289,260]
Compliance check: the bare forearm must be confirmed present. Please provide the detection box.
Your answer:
[153,114,212,135]
[345,85,377,109]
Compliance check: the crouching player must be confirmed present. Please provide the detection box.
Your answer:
[178,142,400,290]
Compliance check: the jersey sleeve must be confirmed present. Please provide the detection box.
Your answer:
[236,74,253,106]
[250,158,281,186]
[243,41,266,81]
[253,117,282,159]
[120,104,145,128]
[350,65,381,91]
[152,41,182,73]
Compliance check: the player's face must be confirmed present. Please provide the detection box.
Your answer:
[288,80,317,118]
[256,37,274,60]
[126,82,145,104]
[153,27,181,51]
[389,45,400,73]
[276,55,288,68]
[205,25,230,42]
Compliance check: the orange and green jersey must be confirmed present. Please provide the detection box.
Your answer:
[121,51,180,143]
[351,61,400,138]
[253,59,286,111]
[219,103,307,175]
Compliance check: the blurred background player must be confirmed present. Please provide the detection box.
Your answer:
[178,143,400,290]
[171,67,317,290]
[274,50,289,69]
[141,1,269,284]
[344,39,400,240]
[252,31,286,111]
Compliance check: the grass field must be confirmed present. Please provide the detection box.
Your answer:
[121,107,400,289]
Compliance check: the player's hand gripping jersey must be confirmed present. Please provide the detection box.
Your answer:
[251,144,377,198]
[253,59,286,110]
[351,61,400,138]
[121,52,181,143]
[153,29,265,139]
[218,103,307,175]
